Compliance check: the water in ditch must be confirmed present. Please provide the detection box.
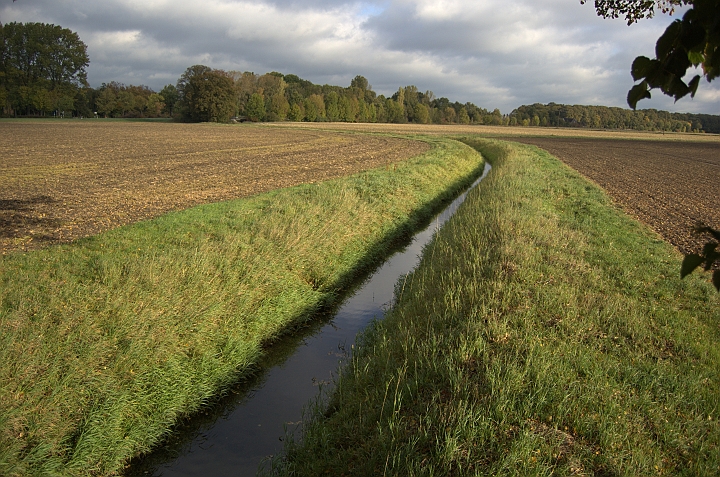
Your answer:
[127,162,491,477]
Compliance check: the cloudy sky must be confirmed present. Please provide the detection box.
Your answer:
[3,0,719,114]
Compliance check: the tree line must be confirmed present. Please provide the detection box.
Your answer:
[0,22,89,117]
[2,21,719,134]
[510,102,720,133]
[174,65,505,125]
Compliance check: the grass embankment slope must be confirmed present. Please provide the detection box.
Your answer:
[279,139,720,476]
[0,136,483,476]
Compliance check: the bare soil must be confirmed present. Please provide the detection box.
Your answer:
[0,121,429,254]
[502,137,720,257]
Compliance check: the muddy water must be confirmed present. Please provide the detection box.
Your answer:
[127,162,491,477]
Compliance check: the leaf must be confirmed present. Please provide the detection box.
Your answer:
[688,50,704,67]
[631,56,652,81]
[681,254,704,278]
[656,21,683,59]
[627,82,651,109]
[688,75,701,98]
[667,76,690,101]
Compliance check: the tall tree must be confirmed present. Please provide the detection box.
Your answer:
[1,22,89,115]
[350,75,369,91]
[159,84,179,116]
[176,65,236,122]
[245,92,265,121]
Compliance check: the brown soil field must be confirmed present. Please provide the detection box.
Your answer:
[501,136,720,257]
[0,121,429,254]
[271,122,720,257]
[268,121,720,143]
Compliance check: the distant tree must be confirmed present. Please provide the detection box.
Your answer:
[245,92,265,121]
[458,107,471,124]
[303,97,319,122]
[116,89,134,116]
[339,95,358,122]
[159,84,179,116]
[306,94,326,120]
[414,103,430,124]
[1,22,89,116]
[325,91,340,121]
[176,65,236,122]
[387,99,406,123]
[443,106,457,124]
[288,102,303,121]
[350,75,369,91]
[356,100,369,122]
[147,93,165,116]
[95,85,117,117]
[267,91,290,121]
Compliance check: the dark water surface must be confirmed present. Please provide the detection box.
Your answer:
[127,162,491,477]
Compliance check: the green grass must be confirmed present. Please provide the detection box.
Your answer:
[276,139,720,476]
[0,136,484,476]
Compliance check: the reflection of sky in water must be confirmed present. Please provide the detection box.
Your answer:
[134,164,490,477]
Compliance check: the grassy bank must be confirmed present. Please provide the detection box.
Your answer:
[0,136,483,476]
[278,139,720,476]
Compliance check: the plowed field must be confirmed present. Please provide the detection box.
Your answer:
[505,137,720,256]
[0,121,429,254]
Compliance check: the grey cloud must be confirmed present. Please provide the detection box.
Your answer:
[1,0,717,113]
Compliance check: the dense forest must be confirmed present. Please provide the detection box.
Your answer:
[510,103,720,133]
[2,21,719,132]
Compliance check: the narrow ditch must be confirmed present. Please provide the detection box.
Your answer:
[126,162,492,477]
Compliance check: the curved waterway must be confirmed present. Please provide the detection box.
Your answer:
[127,162,491,477]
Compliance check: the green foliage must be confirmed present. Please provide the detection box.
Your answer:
[511,102,718,131]
[222,71,494,125]
[386,98,406,123]
[584,1,714,109]
[246,92,266,121]
[413,103,430,124]
[0,22,89,116]
[350,74,369,91]
[288,102,303,121]
[325,91,341,121]
[625,1,719,109]
[176,65,236,122]
[92,82,162,118]
[159,84,179,116]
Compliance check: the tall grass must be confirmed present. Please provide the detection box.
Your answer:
[277,139,720,476]
[0,136,484,476]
